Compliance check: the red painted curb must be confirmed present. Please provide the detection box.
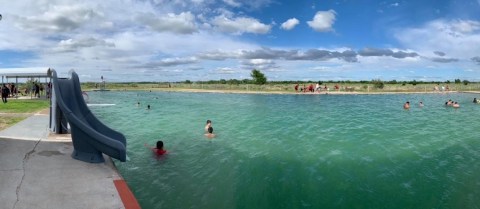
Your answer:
[114,179,141,209]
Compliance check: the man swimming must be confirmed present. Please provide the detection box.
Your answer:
[205,126,216,138]
[403,101,410,109]
[205,120,212,133]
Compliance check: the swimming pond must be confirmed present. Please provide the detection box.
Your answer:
[88,91,480,209]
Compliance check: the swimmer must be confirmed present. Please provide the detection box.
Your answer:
[205,120,212,133]
[447,99,453,106]
[474,98,478,103]
[453,102,460,108]
[204,126,216,138]
[147,104,150,110]
[136,102,140,106]
[419,101,424,107]
[403,101,410,109]
[144,140,167,155]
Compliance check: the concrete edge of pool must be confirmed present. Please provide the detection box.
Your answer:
[0,111,141,209]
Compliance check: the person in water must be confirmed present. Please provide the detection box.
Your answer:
[147,104,150,110]
[205,120,212,133]
[453,102,460,108]
[145,140,167,155]
[205,126,216,138]
[474,98,478,103]
[403,101,410,109]
[419,101,424,107]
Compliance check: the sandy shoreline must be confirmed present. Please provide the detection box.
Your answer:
[88,88,480,95]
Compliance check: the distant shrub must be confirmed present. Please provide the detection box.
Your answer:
[372,79,384,89]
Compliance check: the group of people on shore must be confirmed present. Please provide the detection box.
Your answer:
[294,83,340,93]
[1,82,50,101]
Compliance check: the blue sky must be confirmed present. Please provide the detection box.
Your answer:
[0,0,479,82]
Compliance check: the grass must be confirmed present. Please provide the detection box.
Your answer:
[0,99,50,113]
[0,116,27,131]
[0,99,50,131]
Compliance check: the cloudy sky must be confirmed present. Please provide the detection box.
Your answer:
[1,0,480,82]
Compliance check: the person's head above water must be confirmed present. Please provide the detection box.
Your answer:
[206,120,211,124]
[208,126,213,134]
[156,141,164,149]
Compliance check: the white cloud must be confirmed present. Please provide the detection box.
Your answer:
[307,10,336,32]
[212,15,271,34]
[223,0,241,7]
[395,19,480,59]
[280,18,299,30]
[54,37,115,52]
[450,20,480,33]
[136,12,198,34]
[14,5,101,33]
[216,67,236,74]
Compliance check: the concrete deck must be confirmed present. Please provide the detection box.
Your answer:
[0,112,136,209]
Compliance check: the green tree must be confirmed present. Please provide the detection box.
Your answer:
[463,80,469,85]
[454,79,461,84]
[251,69,267,85]
[372,79,384,89]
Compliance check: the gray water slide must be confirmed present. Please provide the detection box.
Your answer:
[51,70,126,163]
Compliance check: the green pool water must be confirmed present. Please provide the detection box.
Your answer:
[88,91,480,209]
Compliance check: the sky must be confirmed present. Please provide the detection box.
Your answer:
[1,0,480,82]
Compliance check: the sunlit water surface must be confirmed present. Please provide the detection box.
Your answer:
[87,91,480,209]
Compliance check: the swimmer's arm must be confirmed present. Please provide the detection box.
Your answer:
[144,143,155,151]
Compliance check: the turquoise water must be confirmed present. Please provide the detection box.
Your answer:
[88,91,480,209]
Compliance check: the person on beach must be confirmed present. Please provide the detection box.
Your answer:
[403,101,410,109]
[145,140,167,155]
[205,126,216,138]
[2,84,10,103]
[34,83,40,98]
[294,84,299,92]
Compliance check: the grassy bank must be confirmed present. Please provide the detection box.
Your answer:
[0,99,50,131]
[81,82,480,93]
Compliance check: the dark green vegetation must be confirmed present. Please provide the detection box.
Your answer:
[251,69,267,85]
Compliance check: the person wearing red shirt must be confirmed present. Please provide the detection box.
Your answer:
[145,140,167,155]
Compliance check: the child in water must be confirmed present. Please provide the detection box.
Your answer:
[145,140,167,155]
[205,126,216,138]
[204,120,215,138]
[205,120,212,132]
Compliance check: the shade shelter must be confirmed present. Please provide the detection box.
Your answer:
[0,67,52,98]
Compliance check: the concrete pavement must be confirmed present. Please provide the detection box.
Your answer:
[0,111,138,209]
